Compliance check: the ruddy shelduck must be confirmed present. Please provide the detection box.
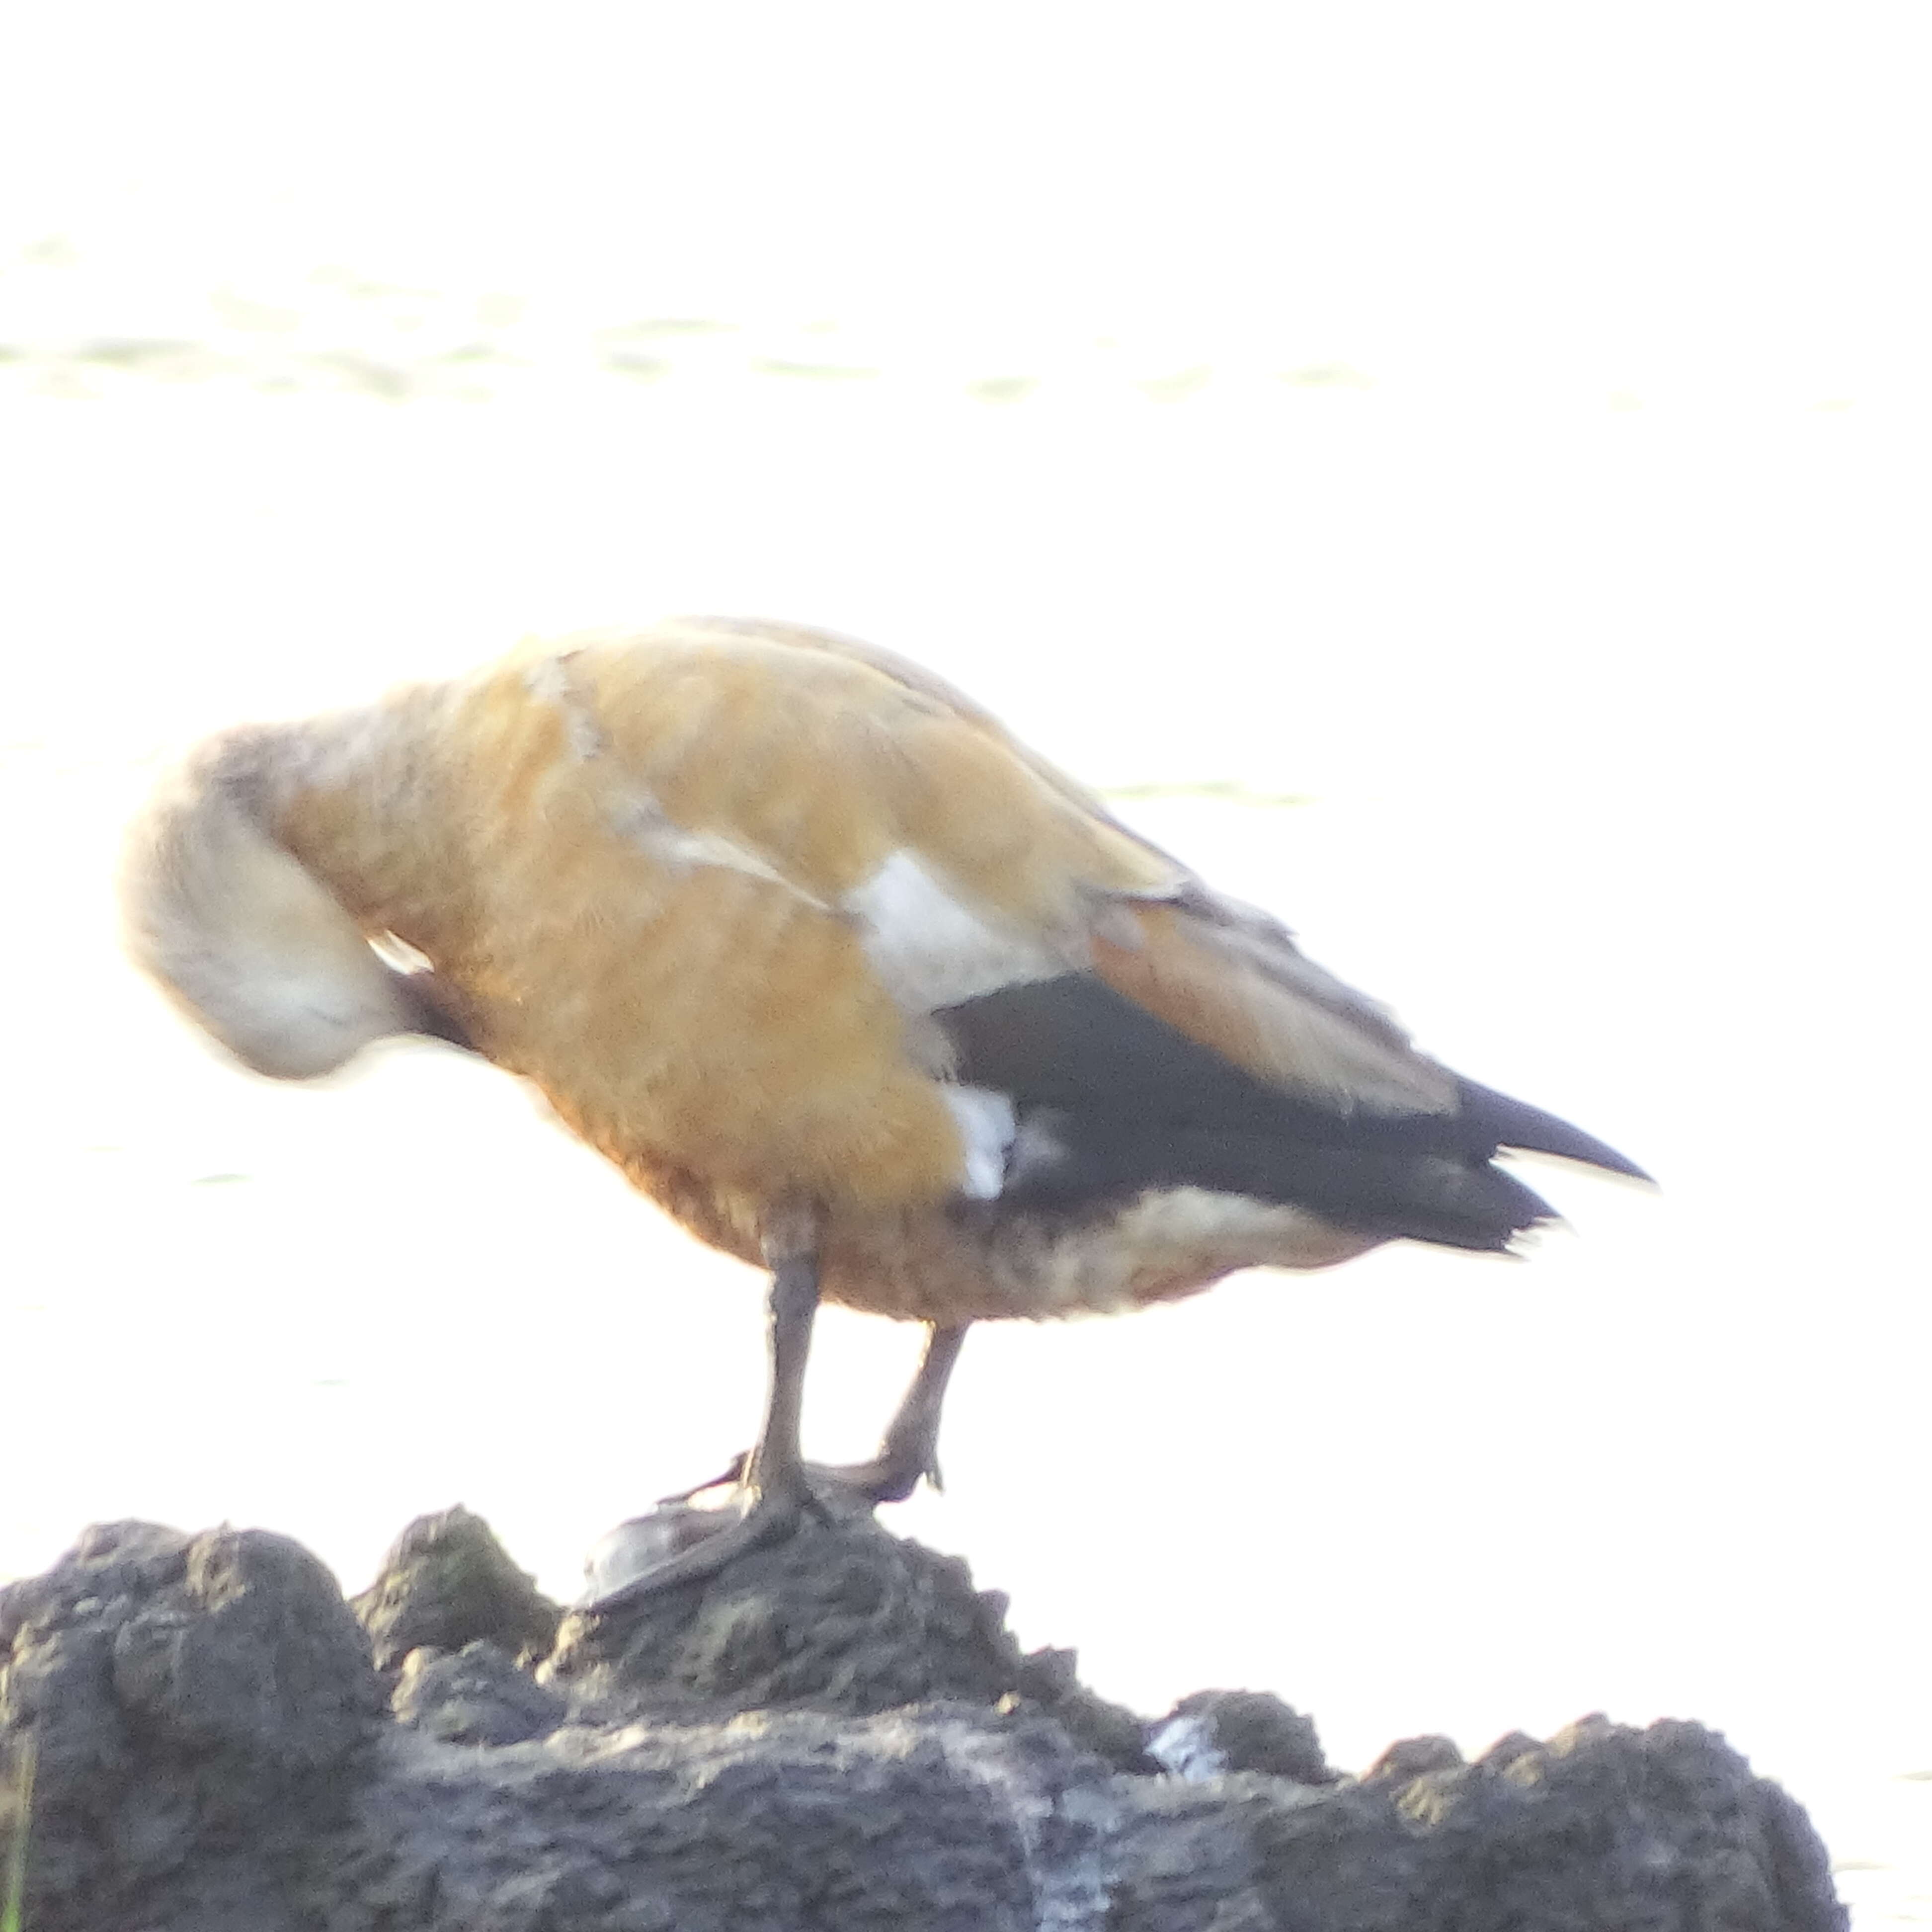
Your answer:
[121,617,1646,1603]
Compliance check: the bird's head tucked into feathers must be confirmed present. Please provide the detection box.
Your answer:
[119,736,448,1080]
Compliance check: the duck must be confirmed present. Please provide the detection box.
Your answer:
[119,616,1647,1605]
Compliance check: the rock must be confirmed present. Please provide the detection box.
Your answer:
[1361,1731,1464,1783]
[351,1505,562,1677]
[1147,1690,1335,1785]
[392,1641,567,1746]
[2,1512,1849,1932]
[547,1492,1151,1769]
[1474,1727,1541,1771]
[1106,1774,1322,1932]
[302,1705,1111,1932]
[1239,1713,1847,1932]
[0,1520,382,1932]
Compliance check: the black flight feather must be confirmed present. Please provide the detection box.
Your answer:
[935,972,1646,1251]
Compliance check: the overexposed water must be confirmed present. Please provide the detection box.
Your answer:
[3,8,1928,1919]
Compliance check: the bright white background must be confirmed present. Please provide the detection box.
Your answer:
[2,5,1926,1919]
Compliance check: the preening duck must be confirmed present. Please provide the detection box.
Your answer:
[120,617,1647,1603]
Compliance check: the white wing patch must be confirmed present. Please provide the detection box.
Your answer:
[942,1085,1018,1199]
[845,849,1068,1013]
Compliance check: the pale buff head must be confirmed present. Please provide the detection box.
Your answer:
[120,736,431,1080]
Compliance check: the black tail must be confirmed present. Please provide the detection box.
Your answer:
[941,970,1650,1254]
[1000,1117,1563,1253]
[1454,1079,1651,1182]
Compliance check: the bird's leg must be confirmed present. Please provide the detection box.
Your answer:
[826,1321,968,1502]
[654,1321,970,1508]
[584,1218,822,1610]
[742,1243,820,1512]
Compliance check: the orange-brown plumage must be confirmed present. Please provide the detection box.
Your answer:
[264,637,981,1218]
[201,622,1201,1244]
[121,616,1647,1600]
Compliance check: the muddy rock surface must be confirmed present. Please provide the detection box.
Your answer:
[549,1492,1151,1770]
[0,1521,382,1930]
[352,1504,563,1680]
[1,1509,1847,1932]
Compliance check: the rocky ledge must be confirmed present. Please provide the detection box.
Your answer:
[0,1504,1845,1932]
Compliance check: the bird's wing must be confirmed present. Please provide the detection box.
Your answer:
[1086,891,1457,1116]
[704,621,1645,1174]
[556,619,1457,1121]
[497,622,1641,1214]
